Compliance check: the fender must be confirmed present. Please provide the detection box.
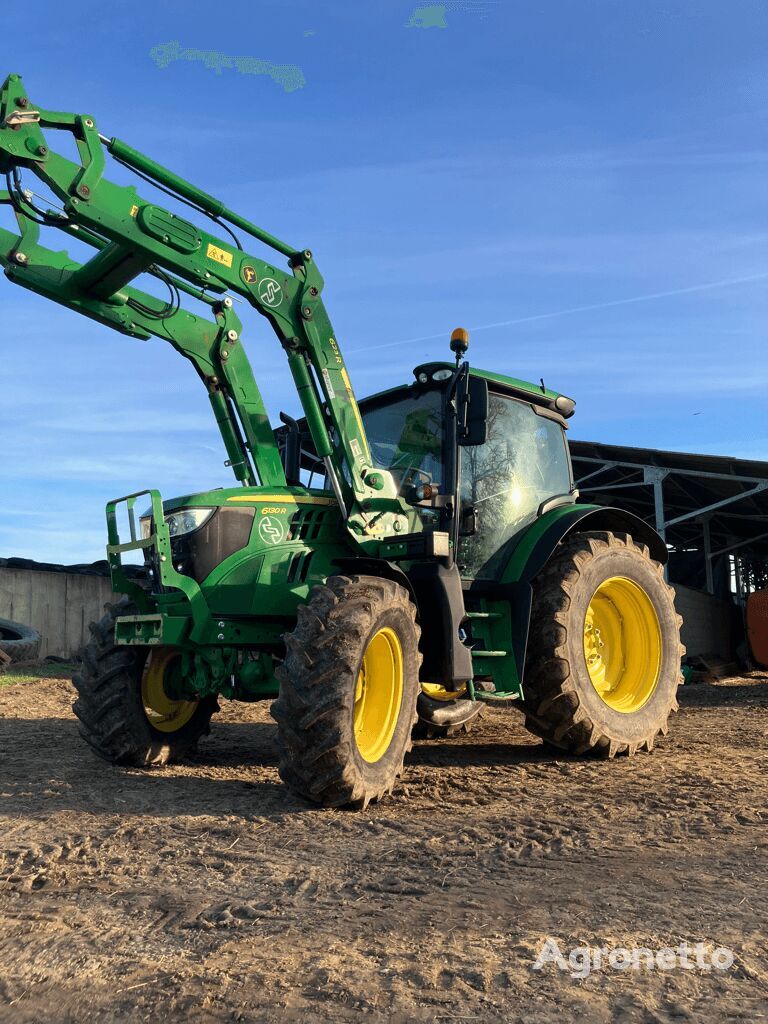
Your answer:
[503,503,667,587]
[331,556,416,601]
[467,505,667,695]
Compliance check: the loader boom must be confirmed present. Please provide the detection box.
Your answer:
[0,73,396,541]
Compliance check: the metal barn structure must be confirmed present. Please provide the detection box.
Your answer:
[569,441,768,661]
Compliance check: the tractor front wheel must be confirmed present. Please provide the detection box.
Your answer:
[272,575,421,808]
[522,531,683,757]
[73,598,217,766]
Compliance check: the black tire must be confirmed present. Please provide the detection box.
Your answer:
[522,531,684,757]
[72,598,217,766]
[272,575,421,808]
[413,692,485,739]
[0,618,41,664]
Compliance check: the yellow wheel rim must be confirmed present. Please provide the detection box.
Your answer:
[354,627,404,763]
[420,682,468,701]
[583,576,662,713]
[141,648,198,733]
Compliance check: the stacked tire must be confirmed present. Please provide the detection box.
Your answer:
[0,618,41,664]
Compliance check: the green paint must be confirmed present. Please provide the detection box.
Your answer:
[472,367,563,404]
[500,504,605,584]
[468,599,521,698]
[365,366,570,412]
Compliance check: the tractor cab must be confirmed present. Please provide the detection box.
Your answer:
[360,362,576,581]
[274,349,585,710]
[278,353,578,584]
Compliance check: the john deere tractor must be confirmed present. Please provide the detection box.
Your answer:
[0,76,683,807]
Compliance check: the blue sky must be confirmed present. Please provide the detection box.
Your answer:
[1,0,766,562]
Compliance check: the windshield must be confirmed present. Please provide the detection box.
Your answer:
[361,389,444,495]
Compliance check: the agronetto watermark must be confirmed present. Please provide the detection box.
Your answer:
[533,938,735,980]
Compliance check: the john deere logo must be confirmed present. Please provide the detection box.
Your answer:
[258,277,282,308]
[241,265,257,285]
[259,515,285,545]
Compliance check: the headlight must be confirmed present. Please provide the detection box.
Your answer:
[139,507,215,539]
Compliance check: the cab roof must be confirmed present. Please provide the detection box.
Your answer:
[361,362,575,420]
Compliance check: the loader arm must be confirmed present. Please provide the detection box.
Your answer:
[0,73,395,542]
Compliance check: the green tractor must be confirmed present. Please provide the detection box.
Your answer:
[0,76,683,807]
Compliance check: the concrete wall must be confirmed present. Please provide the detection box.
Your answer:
[0,568,119,659]
[674,583,735,660]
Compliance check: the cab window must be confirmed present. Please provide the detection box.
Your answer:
[458,393,572,578]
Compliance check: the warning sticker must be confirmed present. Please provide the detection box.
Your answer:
[350,438,362,458]
[321,367,336,399]
[206,243,233,268]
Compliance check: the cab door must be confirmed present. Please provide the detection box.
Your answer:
[457,391,573,580]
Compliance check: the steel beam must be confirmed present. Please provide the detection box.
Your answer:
[574,462,619,486]
[571,455,768,486]
[664,482,768,529]
[710,530,768,558]
[701,517,714,594]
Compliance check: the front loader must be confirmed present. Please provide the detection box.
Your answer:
[0,75,683,807]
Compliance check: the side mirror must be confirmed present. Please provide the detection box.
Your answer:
[457,374,488,447]
[459,505,479,536]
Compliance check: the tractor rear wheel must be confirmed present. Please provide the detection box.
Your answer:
[73,598,217,766]
[272,575,421,808]
[522,531,683,757]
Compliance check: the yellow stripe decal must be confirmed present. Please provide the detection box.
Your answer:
[227,494,336,505]
[340,367,371,460]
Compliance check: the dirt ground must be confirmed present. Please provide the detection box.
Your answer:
[0,671,766,1023]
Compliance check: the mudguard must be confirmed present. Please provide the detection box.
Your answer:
[502,503,667,587]
[467,504,667,695]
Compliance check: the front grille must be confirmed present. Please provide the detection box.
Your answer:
[292,507,338,542]
[286,550,314,584]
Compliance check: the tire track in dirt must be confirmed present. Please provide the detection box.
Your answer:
[0,673,766,1022]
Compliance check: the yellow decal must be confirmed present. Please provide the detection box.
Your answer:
[340,368,370,460]
[129,205,139,218]
[261,506,289,515]
[227,494,336,506]
[206,242,233,268]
